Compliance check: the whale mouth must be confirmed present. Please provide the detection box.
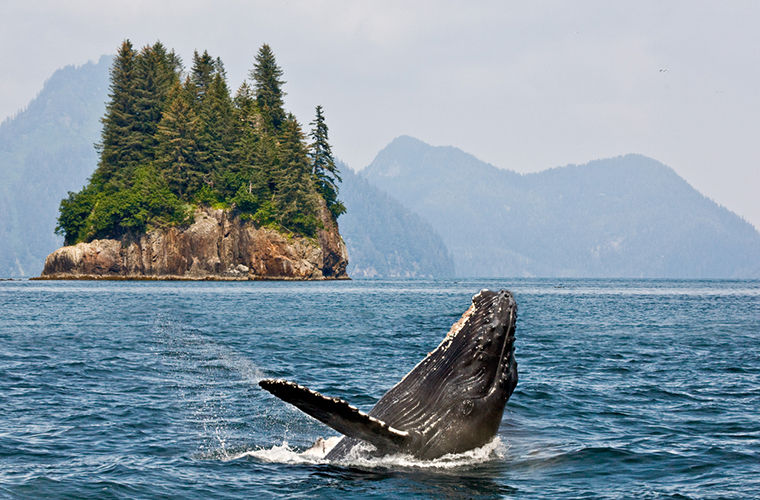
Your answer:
[486,292,517,396]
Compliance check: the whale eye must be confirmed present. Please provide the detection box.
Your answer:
[461,399,474,416]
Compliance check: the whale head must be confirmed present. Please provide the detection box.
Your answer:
[367,288,518,459]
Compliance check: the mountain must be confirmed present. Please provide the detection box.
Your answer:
[0,56,111,277]
[339,166,454,278]
[364,136,760,278]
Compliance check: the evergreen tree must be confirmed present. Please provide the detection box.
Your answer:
[91,40,139,189]
[155,79,203,197]
[231,81,258,159]
[225,81,276,211]
[226,82,257,185]
[250,44,286,132]
[221,83,259,200]
[197,72,235,194]
[276,114,320,234]
[309,105,345,219]
[233,81,255,116]
[132,42,180,166]
[166,49,183,75]
[190,50,215,102]
[214,56,227,80]
[122,164,188,231]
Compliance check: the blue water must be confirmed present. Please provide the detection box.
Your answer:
[1,279,758,498]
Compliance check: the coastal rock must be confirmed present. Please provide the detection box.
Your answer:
[40,206,349,280]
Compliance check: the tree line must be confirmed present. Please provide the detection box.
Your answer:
[56,41,344,245]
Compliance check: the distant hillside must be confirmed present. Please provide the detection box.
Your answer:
[339,166,454,278]
[0,56,110,277]
[364,136,760,278]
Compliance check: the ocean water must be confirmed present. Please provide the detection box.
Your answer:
[1,279,758,498]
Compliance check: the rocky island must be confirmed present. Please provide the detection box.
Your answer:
[39,41,348,280]
[40,205,347,280]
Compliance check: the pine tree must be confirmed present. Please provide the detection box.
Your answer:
[309,105,345,219]
[132,42,180,166]
[233,81,255,116]
[250,44,286,132]
[214,56,227,80]
[91,40,139,189]
[190,50,215,102]
[197,72,235,194]
[228,82,257,177]
[155,79,203,197]
[276,114,320,234]
[221,83,258,199]
[166,49,183,75]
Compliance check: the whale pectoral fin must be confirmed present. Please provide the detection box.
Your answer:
[259,378,409,451]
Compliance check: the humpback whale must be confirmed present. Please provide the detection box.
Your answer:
[259,289,518,460]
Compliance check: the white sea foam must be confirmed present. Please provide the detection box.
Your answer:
[231,437,506,469]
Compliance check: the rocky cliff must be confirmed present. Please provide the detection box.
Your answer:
[39,206,349,280]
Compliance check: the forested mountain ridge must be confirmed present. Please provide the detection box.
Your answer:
[364,136,760,278]
[55,41,344,247]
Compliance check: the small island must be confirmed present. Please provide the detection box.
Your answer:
[39,41,348,280]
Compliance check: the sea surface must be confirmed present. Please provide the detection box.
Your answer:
[1,279,758,498]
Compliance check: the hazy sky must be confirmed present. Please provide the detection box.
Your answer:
[2,1,759,230]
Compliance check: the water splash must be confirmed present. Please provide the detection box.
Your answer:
[231,437,506,470]
[151,314,266,458]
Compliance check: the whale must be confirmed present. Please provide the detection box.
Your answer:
[259,289,518,460]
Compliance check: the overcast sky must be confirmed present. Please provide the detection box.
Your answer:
[2,0,759,230]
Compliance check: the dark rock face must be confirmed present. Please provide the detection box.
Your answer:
[40,207,349,280]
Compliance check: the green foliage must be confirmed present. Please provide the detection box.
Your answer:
[274,115,322,236]
[250,44,286,132]
[155,79,203,197]
[309,105,345,219]
[190,50,215,101]
[56,188,97,245]
[91,40,138,189]
[230,184,260,214]
[55,40,344,245]
[194,184,221,206]
[59,166,188,243]
[198,73,235,177]
[287,213,320,237]
[132,42,180,164]
[252,199,277,226]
